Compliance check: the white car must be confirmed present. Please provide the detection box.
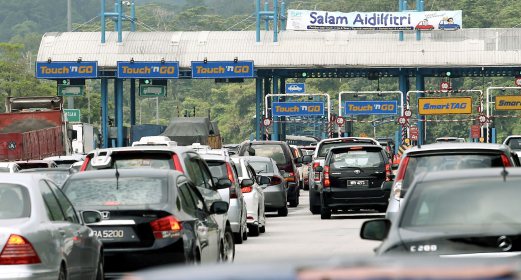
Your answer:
[232,157,266,236]
[0,162,20,173]
[288,85,302,92]
[503,135,521,157]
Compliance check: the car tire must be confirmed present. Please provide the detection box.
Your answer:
[310,205,320,215]
[289,196,299,207]
[303,183,309,191]
[233,232,243,244]
[248,224,260,237]
[95,256,104,280]
[278,206,288,217]
[242,228,248,241]
[220,229,235,262]
[259,225,265,233]
[58,264,67,280]
[320,207,331,220]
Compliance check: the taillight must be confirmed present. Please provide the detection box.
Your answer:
[226,163,235,183]
[79,156,90,172]
[385,163,392,182]
[172,154,184,172]
[313,162,321,182]
[241,186,253,193]
[501,154,512,167]
[395,156,409,182]
[323,165,330,188]
[150,216,182,239]
[0,234,41,265]
[270,176,283,186]
[285,172,296,182]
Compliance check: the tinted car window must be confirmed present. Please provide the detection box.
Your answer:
[506,138,521,150]
[403,154,504,187]
[47,181,79,224]
[86,153,173,170]
[250,145,287,164]
[330,150,384,169]
[401,179,521,227]
[0,184,30,219]
[40,181,66,221]
[207,161,227,179]
[63,177,168,207]
[318,140,375,157]
[247,160,274,174]
[178,182,197,215]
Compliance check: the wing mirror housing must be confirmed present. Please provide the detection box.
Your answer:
[210,201,229,215]
[302,155,313,164]
[258,176,270,185]
[81,210,103,224]
[391,164,399,170]
[360,219,391,241]
[381,181,393,192]
[216,178,232,189]
[315,166,324,172]
[241,178,254,187]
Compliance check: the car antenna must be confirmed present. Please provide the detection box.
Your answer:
[115,162,120,190]
[501,165,508,182]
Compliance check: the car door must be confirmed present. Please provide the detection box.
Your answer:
[246,164,265,221]
[39,180,82,279]
[47,180,97,279]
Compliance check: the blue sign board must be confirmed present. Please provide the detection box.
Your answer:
[35,61,98,79]
[285,83,306,93]
[191,61,254,79]
[344,100,398,115]
[272,102,324,117]
[117,61,179,79]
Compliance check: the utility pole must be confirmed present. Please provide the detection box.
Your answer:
[67,0,74,110]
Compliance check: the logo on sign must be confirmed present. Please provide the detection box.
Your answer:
[36,61,98,79]
[286,83,305,93]
[495,95,521,111]
[117,62,179,78]
[344,101,398,115]
[191,61,254,79]
[7,141,16,150]
[272,102,324,116]
[418,97,472,115]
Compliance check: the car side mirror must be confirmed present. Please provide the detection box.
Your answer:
[258,176,270,185]
[210,201,229,214]
[360,219,391,241]
[247,146,256,156]
[381,181,393,192]
[302,155,312,164]
[241,178,254,187]
[296,157,303,164]
[216,178,232,189]
[391,164,399,170]
[82,211,102,224]
[315,166,323,172]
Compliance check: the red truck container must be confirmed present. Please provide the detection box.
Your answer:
[0,96,70,161]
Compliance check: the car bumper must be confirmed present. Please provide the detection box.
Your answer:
[227,199,242,233]
[321,187,389,209]
[263,186,286,209]
[0,267,57,280]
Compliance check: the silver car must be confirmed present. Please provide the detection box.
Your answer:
[243,156,288,217]
[0,174,103,280]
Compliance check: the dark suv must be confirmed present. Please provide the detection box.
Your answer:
[238,141,301,207]
[316,145,392,219]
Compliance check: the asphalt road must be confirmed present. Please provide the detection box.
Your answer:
[234,190,383,264]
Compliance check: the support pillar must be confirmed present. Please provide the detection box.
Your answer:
[113,80,118,124]
[116,78,124,147]
[101,78,109,148]
[255,78,263,140]
[264,78,271,140]
[416,73,425,145]
[272,76,279,141]
[130,78,136,125]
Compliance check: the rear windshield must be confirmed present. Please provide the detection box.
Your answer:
[506,138,521,151]
[0,167,10,173]
[249,145,287,165]
[247,160,274,174]
[318,140,375,157]
[18,163,49,169]
[0,184,30,219]
[330,149,384,169]
[63,177,168,207]
[86,153,174,170]
[207,161,228,180]
[403,154,504,188]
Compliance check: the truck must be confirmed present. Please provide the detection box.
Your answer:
[0,96,71,161]
[161,117,222,149]
[71,123,100,154]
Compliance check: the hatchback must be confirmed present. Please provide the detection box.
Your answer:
[62,169,228,276]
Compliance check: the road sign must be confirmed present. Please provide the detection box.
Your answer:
[272,102,325,117]
[191,61,254,79]
[64,109,81,122]
[515,77,521,87]
[285,83,305,94]
[344,100,398,115]
[335,116,346,126]
[410,126,418,141]
[403,109,412,118]
[57,85,84,97]
[36,61,98,79]
[471,125,481,138]
[262,118,272,127]
[117,61,179,79]
[440,81,450,92]
[140,85,166,97]
[477,114,489,125]
[418,97,472,115]
[398,116,408,125]
[495,95,521,110]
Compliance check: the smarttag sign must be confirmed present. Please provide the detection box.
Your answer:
[418,97,472,115]
[495,95,521,110]
[36,61,98,79]
[191,61,254,79]
[344,101,398,115]
[117,61,179,79]
[272,102,324,117]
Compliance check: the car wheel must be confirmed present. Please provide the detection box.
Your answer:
[233,232,243,244]
[289,197,299,207]
[310,205,320,215]
[259,224,266,233]
[58,264,67,280]
[95,256,104,280]
[248,224,260,236]
[320,207,331,220]
[278,206,288,217]
[242,228,248,241]
[220,229,235,263]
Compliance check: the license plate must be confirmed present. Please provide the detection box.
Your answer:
[91,227,139,243]
[347,180,369,187]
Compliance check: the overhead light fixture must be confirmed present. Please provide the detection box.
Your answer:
[47,57,52,63]
[160,57,165,63]
[204,57,208,63]
[234,57,238,63]
[130,57,135,63]
[77,57,82,63]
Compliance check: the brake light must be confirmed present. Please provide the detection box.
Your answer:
[313,162,321,182]
[241,186,253,193]
[385,163,392,182]
[0,234,41,265]
[226,163,235,183]
[501,154,512,167]
[394,156,409,181]
[150,216,182,239]
[270,176,283,186]
[323,165,330,188]
[313,162,320,169]
[80,156,90,172]
[172,154,184,173]
[285,172,296,182]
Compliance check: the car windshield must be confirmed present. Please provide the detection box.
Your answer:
[247,160,274,174]
[250,145,286,165]
[403,154,504,189]
[330,149,383,169]
[0,184,30,219]
[207,161,228,179]
[401,178,521,228]
[63,177,168,207]
[87,153,174,170]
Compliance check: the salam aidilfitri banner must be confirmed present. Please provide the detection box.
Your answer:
[286,9,462,31]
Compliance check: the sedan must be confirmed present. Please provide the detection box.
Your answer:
[362,168,521,256]
[62,169,228,276]
[0,174,103,280]
[19,167,75,187]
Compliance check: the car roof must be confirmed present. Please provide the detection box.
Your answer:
[241,156,274,162]
[403,143,510,156]
[329,144,384,152]
[317,137,379,145]
[87,145,194,156]
[70,168,182,179]
[0,162,18,168]
[0,173,47,186]
[43,155,84,161]
[414,167,521,184]
[200,154,228,161]
[241,140,288,145]
[19,168,72,173]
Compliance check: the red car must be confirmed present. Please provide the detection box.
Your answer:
[415,20,434,31]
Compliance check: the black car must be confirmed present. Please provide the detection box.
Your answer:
[238,141,301,207]
[317,145,392,219]
[361,168,521,256]
[62,169,228,276]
